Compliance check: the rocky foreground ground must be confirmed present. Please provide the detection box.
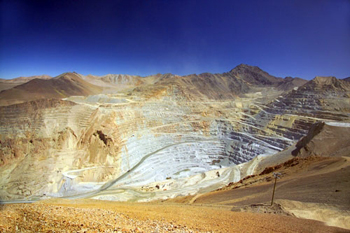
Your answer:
[0,202,193,232]
[1,200,348,233]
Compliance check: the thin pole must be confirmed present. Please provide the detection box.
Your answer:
[271,176,277,206]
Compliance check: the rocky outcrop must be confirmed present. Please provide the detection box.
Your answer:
[300,76,350,92]
[267,76,350,121]
[292,122,350,157]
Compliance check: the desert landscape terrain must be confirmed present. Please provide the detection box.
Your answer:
[1,64,350,232]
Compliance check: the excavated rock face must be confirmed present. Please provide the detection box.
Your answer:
[268,76,350,121]
[0,67,349,202]
[292,122,350,157]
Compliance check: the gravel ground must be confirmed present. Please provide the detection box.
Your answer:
[0,200,347,233]
[0,203,193,232]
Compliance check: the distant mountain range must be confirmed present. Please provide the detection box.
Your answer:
[0,64,311,106]
[0,72,102,106]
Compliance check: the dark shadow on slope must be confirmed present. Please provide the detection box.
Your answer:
[291,122,324,156]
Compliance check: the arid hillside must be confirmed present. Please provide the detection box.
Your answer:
[0,72,102,106]
[0,75,52,92]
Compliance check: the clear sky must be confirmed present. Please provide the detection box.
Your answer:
[1,0,349,80]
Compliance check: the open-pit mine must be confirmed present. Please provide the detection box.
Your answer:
[1,64,350,232]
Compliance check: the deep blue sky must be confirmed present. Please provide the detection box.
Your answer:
[1,0,349,80]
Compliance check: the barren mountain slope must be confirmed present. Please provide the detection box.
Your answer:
[292,122,350,157]
[275,76,308,91]
[267,76,350,122]
[0,72,102,106]
[138,72,250,100]
[228,64,282,86]
[0,75,51,92]
[130,64,307,101]
[81,74,146,93]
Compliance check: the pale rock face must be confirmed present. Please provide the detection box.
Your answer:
[0,69,349,202]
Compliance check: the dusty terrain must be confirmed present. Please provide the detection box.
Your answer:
[1,200,347,232]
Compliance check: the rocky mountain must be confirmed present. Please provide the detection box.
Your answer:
[140,72,250,100]
[81,74,146,90]
[227,64,309,91]
[228,64,282,85]
[268,76,350,121]
[0,72,102,106]
[300,76,350,92]
[131,64,306,101]
[0,75,52,92]
[275,76,307,91]
[0,65,349,203]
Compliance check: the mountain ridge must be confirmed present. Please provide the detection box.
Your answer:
[0,75,52,92]
[299,75,350,92]
[0,64,310,105]
[0,72,102,106]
